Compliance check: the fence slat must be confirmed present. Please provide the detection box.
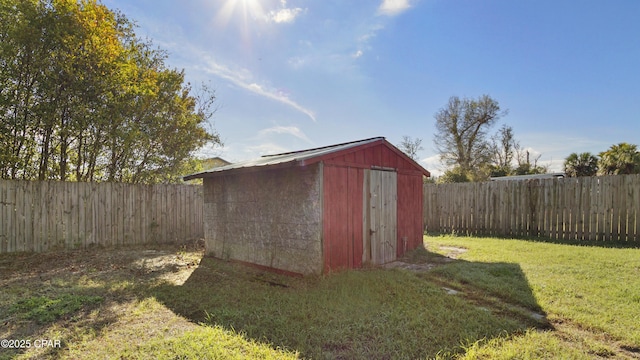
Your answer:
[0,180,204,254]
[423,175,640,243]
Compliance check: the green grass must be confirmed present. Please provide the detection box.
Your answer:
[10,294,103,324]
[425,234,640,358]
[1,237,639,359]
[150,259,531,359]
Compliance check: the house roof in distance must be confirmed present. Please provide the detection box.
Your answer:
[490,173,566,181]
[183,137,430,180]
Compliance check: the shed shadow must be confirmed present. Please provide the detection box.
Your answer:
[151,246,550,359]
[403,246,551,329]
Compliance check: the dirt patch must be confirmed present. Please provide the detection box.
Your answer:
[384,245,468,272]
[0,241,204,287]
[383,261,438,271]
[437,246,468,259]
[0,240,206,357]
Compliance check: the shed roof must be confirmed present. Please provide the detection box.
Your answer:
[183,137,430,180]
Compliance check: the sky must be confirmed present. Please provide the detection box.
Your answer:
[103,0,640,176]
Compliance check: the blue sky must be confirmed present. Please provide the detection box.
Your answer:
[103,0,640,176]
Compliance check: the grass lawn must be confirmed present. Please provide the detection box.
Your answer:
[424,235,640,359]
[1,236,639,359]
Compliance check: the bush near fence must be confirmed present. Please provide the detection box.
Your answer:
[424,174,640,242]
[0,180,204,253]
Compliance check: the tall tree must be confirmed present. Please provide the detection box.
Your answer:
[434,95,506,180]
[598,143,640,175]
[488,124,518,177]
[0,0,220,183]
[398,135,423,161]
[564,152,598,177]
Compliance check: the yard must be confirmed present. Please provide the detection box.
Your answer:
[1,236,639,359]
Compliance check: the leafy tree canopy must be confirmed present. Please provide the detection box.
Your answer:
[434,95,505,179]
[598,143,640,175]
[437,166,471,184]
[0,0,220,183]
[564,152,598,177]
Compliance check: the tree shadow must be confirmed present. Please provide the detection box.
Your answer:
[0,244,202,359]
[0,243,551,359]
[151,247,550,359]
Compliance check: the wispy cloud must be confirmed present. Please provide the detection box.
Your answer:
[245,83,316,121]
[258,125,312,143]
[378,0,413,16]
[267,0,304,23]
[198,55,316,122]
[245,143,290,156]
[351,22,385,59]
[131,7,316,122]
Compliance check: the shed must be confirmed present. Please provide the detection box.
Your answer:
[184,137,430,275]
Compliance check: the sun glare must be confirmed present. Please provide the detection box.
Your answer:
[214,0,266,31]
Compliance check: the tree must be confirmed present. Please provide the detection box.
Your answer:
[434,95,506,180]
[598,143,640,175]
[564,152,598,177]
[513,147,547,175]
[437,166,471,183]
[0,0,220,183]
[488,124,517,177]
[398,136,423,161]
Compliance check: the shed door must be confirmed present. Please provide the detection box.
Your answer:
[364,169,397,264]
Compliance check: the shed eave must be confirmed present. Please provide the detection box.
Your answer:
[182,136,431,180]
[183,159,305,180]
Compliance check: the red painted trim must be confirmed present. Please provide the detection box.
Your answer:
[301,139,386,166]
[304,140,430,177]
[396,169,425,176]
[382,142,431,177]
[322,161,424,177]
[323,160,373,169]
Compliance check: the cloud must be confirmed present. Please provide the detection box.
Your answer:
[245,143,290,156]
[420,154,444,177]
[199,55,316,122]
[350,23,384,60]
[258,126,312,143]
[268,8,303,23]
[287,56,306,69]
[245,83,317,121]
[378,0,412,16]
[267,0,304,23]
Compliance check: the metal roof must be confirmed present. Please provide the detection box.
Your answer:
[490,173,566,181]
[183,137,386,180]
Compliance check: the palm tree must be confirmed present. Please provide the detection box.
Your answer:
[598,143,640,175]
[563,152,598,177]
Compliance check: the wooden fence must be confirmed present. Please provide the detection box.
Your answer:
[424,174,640,242]
[0,180,204,253]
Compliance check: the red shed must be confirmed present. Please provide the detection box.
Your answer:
[184,137,430,275]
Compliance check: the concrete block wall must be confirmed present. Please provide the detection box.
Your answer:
[203,164,323,275]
